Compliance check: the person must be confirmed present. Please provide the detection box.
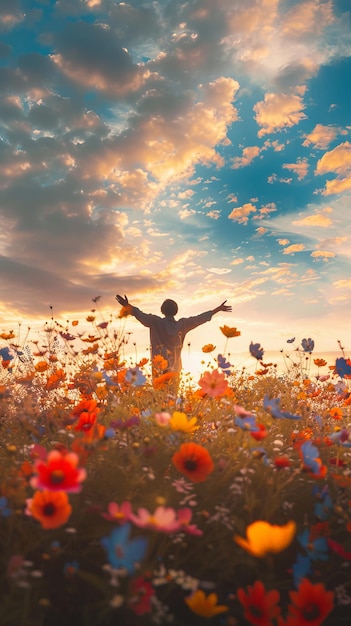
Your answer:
[115,294,232,381]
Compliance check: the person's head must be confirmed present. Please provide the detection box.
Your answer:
[161,299,178,317]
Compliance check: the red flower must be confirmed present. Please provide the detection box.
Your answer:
[129,576,155,615]
[172,443,214,482]
[237,580,280,626]
[282,578,334,626]
[30,450,86,493]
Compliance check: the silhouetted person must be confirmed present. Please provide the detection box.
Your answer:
[116,294,232,380]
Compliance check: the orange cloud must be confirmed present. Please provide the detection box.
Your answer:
[282,243,306,254]
[254,93,306,137]
[315,142,351,176]
[283,159,309,180]
[292,213,332,227]
[228,203,256,224]
[303,123,340,149]
[231,146,260,169]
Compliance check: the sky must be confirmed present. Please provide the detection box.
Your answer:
[0,0,351,363]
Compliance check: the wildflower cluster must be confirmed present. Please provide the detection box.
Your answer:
[0,312,351,625]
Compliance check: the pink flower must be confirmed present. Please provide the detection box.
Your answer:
[130,506,179,532]
[102,501,132,523]
[176,508,203,536]
[233,404,256,417]
[198,369,229,398]
[154,411,171,426]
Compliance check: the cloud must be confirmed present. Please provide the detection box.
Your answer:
[228,203,256,224]
[282,243,306,254]
[206,267,232,275]
[303,123,341,149]
[254,92,307,137]
[311,250,335,259]
[315,141,351,176]
[231,145,260,169]
[292,213,333,227]
[283,158,309,180]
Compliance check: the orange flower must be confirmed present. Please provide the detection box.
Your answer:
[329,406,343,420]
[30,450,86,493]
[153,372,178,389]
[220,325,241,338]
[35,360,49,372]
[172,442,214,483]
[202,344,216,353]
[314,359,327,367]
[26,490,72,529]
[198,369,229,398]
[45,369,66,391]
[152,354,168,372]
[86,315,96,322]
[250,424,268,441]
[82,335,99,343]
[234,520,296,557]
[237,580,280,626]
[284,578,334,626]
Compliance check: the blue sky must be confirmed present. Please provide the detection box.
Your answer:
[0,0,351,359]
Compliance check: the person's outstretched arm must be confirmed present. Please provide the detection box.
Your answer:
[211,300,232,316]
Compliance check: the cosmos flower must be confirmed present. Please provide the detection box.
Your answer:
[176,508,203,536]
[129,576,155,615]
[129,506,179,533]
[234,520,296,557]
[301,338,315,353]
[198,369,229,397]
[237,580,280,626]
[172,443,214,483]
[249,342,264,360]
[202,344,216,353]
[26,490,72,530]
[220,325,241,338]
[30,450,86,493]
[102,501,133,523]
[185,590,228,618]
[281,578,334,626]
[101,523,147,574]
[169,411,198,433]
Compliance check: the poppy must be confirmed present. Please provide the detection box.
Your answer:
[250,424,268,441]
[329,406,343,420]
[172,442,214,483]
[220,325,241,338]
[234,520,296,557]
[237,580,280,626]
[287,578,334,626]
[185,590,228,618]
[129,576,155,615]
[30,450,86,493]
[26,490,72,529]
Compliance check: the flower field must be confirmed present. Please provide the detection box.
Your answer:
[1,312,351,626]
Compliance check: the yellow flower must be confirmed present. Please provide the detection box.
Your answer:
[220,325,241,338]
[169,411,198,433]
[185,590,228,618]
[234,520,296,557]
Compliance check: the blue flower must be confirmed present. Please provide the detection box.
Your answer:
[292,553,312,588]
[0,347,14,361]
[334,357,351,379]
[263,395,301,420]
[101,523,147,574]
[217,354,231,371]
[0,496,11,517]
[301,338,314,353]
[235,415,259,432]
[125,367,146,386]
[249,342,264,360]
[298,528,329,561]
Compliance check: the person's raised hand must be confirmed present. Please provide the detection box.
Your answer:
[219,300,232,312]
[116,294,129,307]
